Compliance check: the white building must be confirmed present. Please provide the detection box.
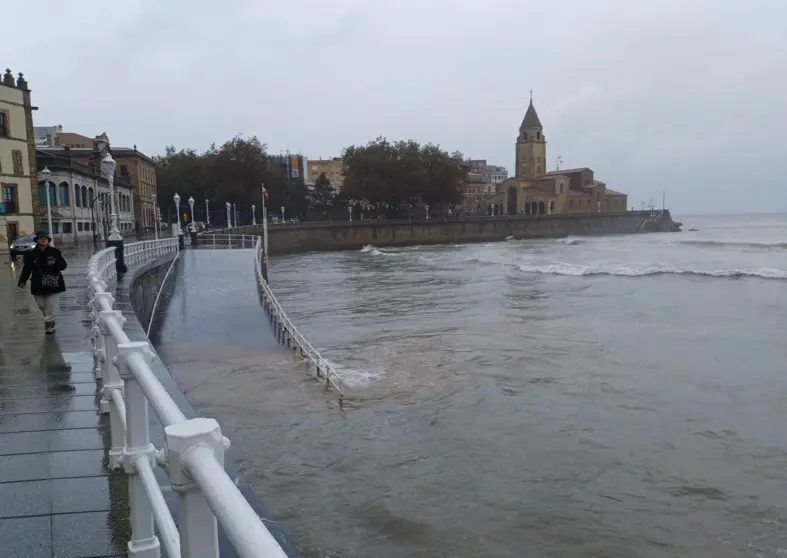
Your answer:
[35,149,135,244]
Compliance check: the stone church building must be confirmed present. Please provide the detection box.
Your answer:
[488,98,628,215]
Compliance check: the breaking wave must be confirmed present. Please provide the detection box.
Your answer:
[515,263,787,280]
[556,237,584,245]
[360,244,397,257]
[677,239,787,250]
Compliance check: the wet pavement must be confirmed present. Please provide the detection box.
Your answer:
[0,246,132,558]
[0,246,296,557]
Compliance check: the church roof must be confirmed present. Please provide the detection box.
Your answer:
[520,99,542,129]
[545,167,591,176]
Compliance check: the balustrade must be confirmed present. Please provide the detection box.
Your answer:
[87,236,290,558]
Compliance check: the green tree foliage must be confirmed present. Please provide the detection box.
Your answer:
[341,137,466,216]
[154,135,302,225]
[310,172,335,211]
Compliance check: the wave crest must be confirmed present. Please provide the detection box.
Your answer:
[678,239,787,250]
[360,245,397,257]
[516,263,787,280]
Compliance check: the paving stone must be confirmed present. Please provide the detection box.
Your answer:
[0,371,96,386]
[0,410,101,433]
[49,449,109,479]
[0,452,50,482]
[1,395,97,414]
[0,381,96,399]
[52,476,112,514]
[0,430,49,456]
[49,427,107,453]
[0,515,52,557]
[52,510,130,558]
[0,479,51,518]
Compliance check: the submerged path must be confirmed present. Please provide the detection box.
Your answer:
[152,248,280,354]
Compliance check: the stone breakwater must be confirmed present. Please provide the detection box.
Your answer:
[235,210,680,255]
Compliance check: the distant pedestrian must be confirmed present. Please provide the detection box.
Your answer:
[17,231,67,334]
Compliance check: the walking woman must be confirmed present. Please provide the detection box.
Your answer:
[17,231,68,334]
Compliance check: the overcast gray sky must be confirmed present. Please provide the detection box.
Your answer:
[7,0,786,214]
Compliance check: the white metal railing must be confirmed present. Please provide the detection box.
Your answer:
[196,233,345,398]
[249,235,345,398]
[87,238,290,558]
[198,234,344,402]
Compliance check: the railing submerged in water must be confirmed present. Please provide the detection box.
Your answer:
[196,234,346,400]
[87,237,290,558]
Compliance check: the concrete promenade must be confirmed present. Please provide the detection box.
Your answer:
[0,244,300,557]
[0,247,132,557]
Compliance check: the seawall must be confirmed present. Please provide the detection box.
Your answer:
[238,210,678,255]
[125,253,301,558]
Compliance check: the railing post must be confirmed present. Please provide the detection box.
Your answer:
[166,417,224,558]
[88,283,106,380]
[117,341,161,558]
[98,304,126,470]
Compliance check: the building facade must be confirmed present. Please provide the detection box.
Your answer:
[270,153,305,186]
[35,149,135,244]
[36,128,157,235]
[488,97,628,215]
[468,159,508,196]
[457,172,488,213]
[0,69,38,248]
[307,157,344,191]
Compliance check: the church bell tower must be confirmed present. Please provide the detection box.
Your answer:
[515,93,546,179]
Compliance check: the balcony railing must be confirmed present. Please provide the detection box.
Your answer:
[88,237,290,558]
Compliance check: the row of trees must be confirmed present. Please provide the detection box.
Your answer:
[154,136,309,226]
[340,137,466,217]
[153,134,468,224]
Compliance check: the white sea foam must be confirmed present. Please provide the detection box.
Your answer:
[515,263,787,280]
[360,244,397,257]
[677,239,787,250]
[322,358,380,388]
[556,237,584,245]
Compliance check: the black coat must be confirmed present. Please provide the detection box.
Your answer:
[19,246,68,296]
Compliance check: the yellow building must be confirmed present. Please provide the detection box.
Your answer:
[307,157,343,191]
[488,96,627,215]
[0,69,38,249]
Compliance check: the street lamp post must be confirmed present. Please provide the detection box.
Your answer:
[174,193,184,250]
[188,196,195,226]
[101,154,121,241]
[280,206,285,222]
[261,182,269,281]
[152,193,159,241]
[188,196,197,246]
[40,167,54,246]
[252,204,256,225]
[225,202,231,229]
[205,199,210,225]
[100,155,127,273]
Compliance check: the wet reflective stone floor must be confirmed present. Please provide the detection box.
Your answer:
[0,246,131,557]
